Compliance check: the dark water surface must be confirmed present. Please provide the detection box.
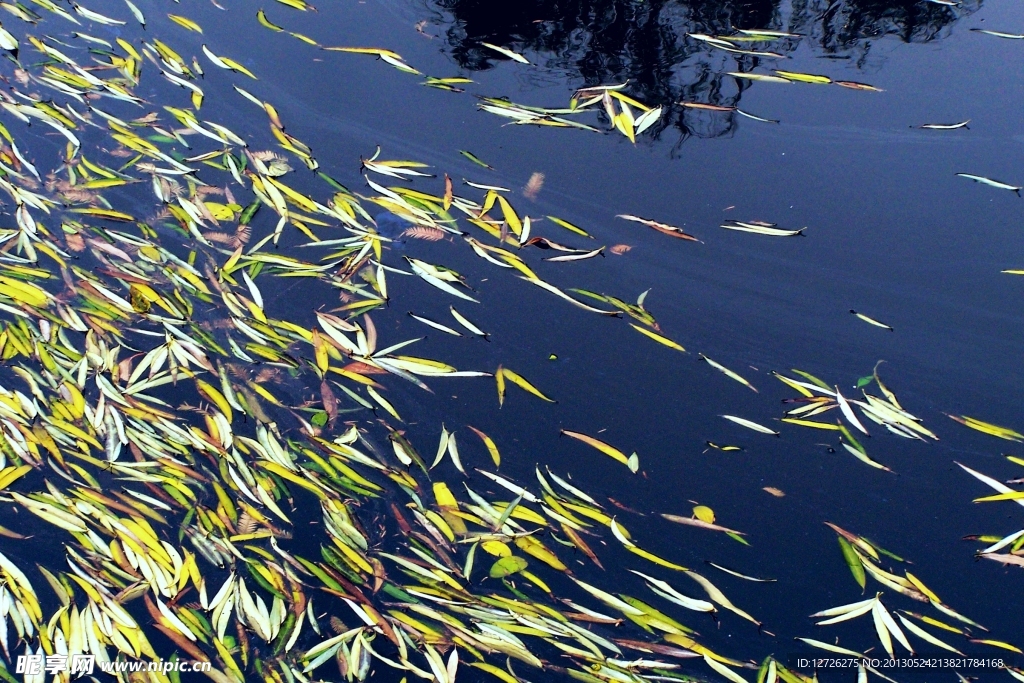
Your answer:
[1,0,1023,679]
[237,0,1024,672]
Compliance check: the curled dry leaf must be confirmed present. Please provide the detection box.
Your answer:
[401,226,446,241]
[523,172,545,200]
[65,233,86,252]
[610,244,633,255]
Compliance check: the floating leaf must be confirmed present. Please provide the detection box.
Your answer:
[561,429,637,472]
[956,173,1022,194]
[774,70,831,84]
[693,505,715,524]
[838,537,867,590]
[480,42,530,64]
[851,310,893,331]
[617,214,700,242]
[488,555,528,578]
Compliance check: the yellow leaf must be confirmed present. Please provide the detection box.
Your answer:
[693,505,715,524]
[781,418,840,430]
[312,331,329,373]
[626,545,688,571]
[561,429,631,468]
[69,207,135,221]
[168,14,202,32]
[948,415,1023,442]
[432,482,459,509]
[630,323,685,352]
[467,426,500,466]
[256,9,283,31]
[974,491,1024,502]
[0,465,31,491]
[195,379,233,422]
[0,276,50,307]
[220,56,257,79]
[481,541,510,557]
[469,663,519,683]
[515,535,566,571]
[970,639,1022,654]
[500,368,553,402]
[496,195,522,236]
[80,178,128,189]
[775,70,832,84]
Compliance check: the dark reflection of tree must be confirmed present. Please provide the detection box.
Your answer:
[794,0,964,65]
[429,0,975,140]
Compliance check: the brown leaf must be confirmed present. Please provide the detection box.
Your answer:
[610,244,632,255]
[660,513,745,535]
[763,487,785,497]
[363,314,377,354]
[205,232,236,245]
[681,102,734,111]
[980,553,1024,567]
[524,236,580,252]
[616,214,701,242]
[251,150,287,162]
[321,379,338,425]
[236,513,258,535]
[117,356,134,382]
[255,367,283,383]
[131,112,159,125]
[401,226,445,241]
[523,171,545,200]
[369,556,386,593]
[0,524,28,539]
[415,20,433,38]
[565,612,621,624]
[615,639,700,658]
[65,233,86,252]
[343,361,388,375]
[835,81,883,92]
[562,523,603,569]
[59,189,97,204]
[609,497,644,515]
[195,186,225,198]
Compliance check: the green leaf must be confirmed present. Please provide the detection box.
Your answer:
[0,660,20,683]
[863,537,904,562]
[489,555,528,579]
[726,531,750,546]
[855,375,873,388]
[838,536,866,590]
[311,411,328,427]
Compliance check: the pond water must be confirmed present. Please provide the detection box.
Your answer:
[0,0,1021,681]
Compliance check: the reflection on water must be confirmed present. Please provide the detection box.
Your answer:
[431,0,977,139]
